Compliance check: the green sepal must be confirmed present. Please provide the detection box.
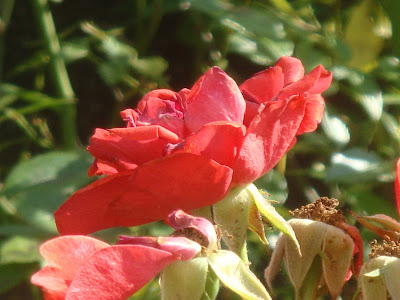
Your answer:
[208,250,272,300]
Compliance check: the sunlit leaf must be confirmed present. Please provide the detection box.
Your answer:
[208,250,271,300]
[326,148,383,183]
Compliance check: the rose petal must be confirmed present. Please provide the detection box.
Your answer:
[278,65,332,100]
[176,121,246,167]
[55,153,233,235]
[135,89,186,137]
[166,210,217,252]
[336,222,364,276]
[275,56,305,86]
[39,236,109,280]
[88,126,180,176]
[232,96,307,185]
[184,67,246,133]
[239,66,284,104]
[243,100,261,127]
[117,236,201,260]
[31,267,69,300]
[65,245,181,300]
[296,94,325,135]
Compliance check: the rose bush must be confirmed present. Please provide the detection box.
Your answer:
[55,56,332,235]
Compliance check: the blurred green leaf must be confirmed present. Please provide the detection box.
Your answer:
[0,263,37,294]
[321,110,350,146]
[326,148,384,183]
[132,57,168,79]
[2,151,93,234]
[255,169,288,204]
[380,0,400,58]
[344,0,389,71]
[0,236,40,264]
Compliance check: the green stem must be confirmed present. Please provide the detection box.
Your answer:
[31,0,77,149]
[239,241,249,265]
[299,255,323,300]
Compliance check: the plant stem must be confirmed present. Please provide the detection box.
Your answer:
[31,0,77,149]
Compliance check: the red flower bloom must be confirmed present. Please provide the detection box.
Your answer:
[31,210,203,300]
[55,57,332,235]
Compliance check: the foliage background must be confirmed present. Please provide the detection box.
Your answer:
[1,0,400,299]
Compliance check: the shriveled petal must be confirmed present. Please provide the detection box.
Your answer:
[184,67,246,133]
[55,153,233,235]
[239,66,284,104]
[166,210,217,252]
[275,56,305,86]
[278,65,332,101]
[176,121,246,167]
[31,267,69,300]
[322,225,354,299]
[87,126,180,176]
[355,214,400,240]
[264,232,286,290]
[65,245,183,300]
[336,222,364,276]
[39,236,109,280]
[117,236,201,260]
[232,96,307,185]
[396,158,400,215]
[284,219,326,294]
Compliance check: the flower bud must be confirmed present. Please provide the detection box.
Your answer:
[358,238,400,300]
[265,198,361,299]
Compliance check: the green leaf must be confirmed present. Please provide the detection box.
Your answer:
[255,169,288,204]
[326,148,383,183]
[321,109,350,146]
[2,151,93,234]
[246,184,300,254]
[0,263,38,294]
[344,0,388,71]
[0,236,40,264]
[208,250,271,300]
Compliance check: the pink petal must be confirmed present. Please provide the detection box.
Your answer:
[239,66,284,104]
[184,67,246,133]
[65,245,181,300]
[295,94,325,135]
[39,236,109,280]
[55,153,233,235]
[31,267,69,300]
[336,222,364,277]
[117,236,201,260]
[135,89,186,137]
[232,96,307,185]
[396,159,400,216]
[243,100,261,127]
[166,210,217,251]
[278,65,332,101]
[275,56,305,86]
[87,126,180,176]
[175,121,246,167]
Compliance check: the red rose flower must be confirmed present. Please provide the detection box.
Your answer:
[55,57,332,235]
[31,210,204,300]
